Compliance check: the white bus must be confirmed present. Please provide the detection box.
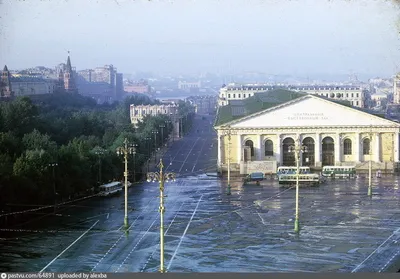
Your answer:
[278,173,321,186]
[322,166,356,178]
[98,181,123,197]
[277,166,311,176]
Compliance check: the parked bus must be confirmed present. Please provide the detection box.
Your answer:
[321,166,356,178]
[98,181,123,197]
[277,166,310,176]
[278,173,321,186]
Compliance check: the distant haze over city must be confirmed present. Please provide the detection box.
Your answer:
[1,0,400,80]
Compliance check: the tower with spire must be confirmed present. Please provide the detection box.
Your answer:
[63,52,77,93]
[1,65,13,98]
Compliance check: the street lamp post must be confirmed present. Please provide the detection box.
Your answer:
[288,138,308,233]
[49,163,58,213]
[131,144,138,183]
[152,130,159,164]
[160,124,165,146]
[368,126,373,196]
[95,148,105,185]
[145,137,151,173]
[222,126,233,195]
[116,138,136,230]
[165,120,171,146]
[146,159,176,273]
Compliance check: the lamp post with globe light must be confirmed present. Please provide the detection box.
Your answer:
[288,137,308,233]
[116,138,136,230]
[146,159,176,273]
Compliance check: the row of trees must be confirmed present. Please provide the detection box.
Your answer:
[0,93,194,216]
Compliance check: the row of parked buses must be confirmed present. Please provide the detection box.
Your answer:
[243,166,357,187]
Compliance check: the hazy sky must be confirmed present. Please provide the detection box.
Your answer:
[1,0,400,78]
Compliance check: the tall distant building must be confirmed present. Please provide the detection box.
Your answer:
[393,74,400,104]
[64,55,77,93]
[76,64,123,102]
[0,65,13,98]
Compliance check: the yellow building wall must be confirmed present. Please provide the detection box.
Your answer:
[230,135,239,163]
[381,133,394,162]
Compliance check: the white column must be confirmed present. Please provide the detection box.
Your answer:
[394,132,399,162]
[374,133,380,162]
[217,134,222,167]
[298,134,303,165]
[315,133,321,166]
[257,134,263,161]
[237,134,242,164]
[354,133,360,162]
[275,134,281,165]
[335,133,341,164]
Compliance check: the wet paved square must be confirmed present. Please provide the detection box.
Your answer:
[161,175,400,272]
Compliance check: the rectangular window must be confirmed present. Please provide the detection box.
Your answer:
[233,94,236,98]
[238,94,241,98]
[351,93,354,97]
[228,94,231,98]
[356,93,359,98]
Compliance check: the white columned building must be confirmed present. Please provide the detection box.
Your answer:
[215,89,400,174]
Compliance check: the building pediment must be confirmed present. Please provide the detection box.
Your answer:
[226,96,399,128]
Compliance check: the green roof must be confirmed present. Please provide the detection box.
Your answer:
[214,89,386,127]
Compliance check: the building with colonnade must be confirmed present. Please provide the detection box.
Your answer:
[214,89,400,174]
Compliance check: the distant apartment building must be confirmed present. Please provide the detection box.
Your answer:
[124,79,151,94]
[218,83,366,108]
[178,81,201,91]
[130,104,180,137]
[76,64,123,101]
[186,95,217,115]
[77,69,94,82]
[393,74,400,104]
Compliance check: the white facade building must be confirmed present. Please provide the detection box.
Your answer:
[130,104,180,137]
[218,83,365,108]
[215,89,400,174]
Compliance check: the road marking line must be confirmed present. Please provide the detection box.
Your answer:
[107,213,109,219]
[179,138,200,173]
[40,220,99,272]
[115,215,159,272]
[352,227,400,272]
[167,195,203,271]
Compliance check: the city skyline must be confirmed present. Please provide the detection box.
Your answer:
[1,0,400,78]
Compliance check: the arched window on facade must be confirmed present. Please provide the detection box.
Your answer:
[343,139,352,155]
[264,140,273,156]
[363,138,370,155]
[245,140,254,157]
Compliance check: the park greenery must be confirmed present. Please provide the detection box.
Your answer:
[0,93,194,215]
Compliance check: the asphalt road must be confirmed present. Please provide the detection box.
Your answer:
[1,113,400,273]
